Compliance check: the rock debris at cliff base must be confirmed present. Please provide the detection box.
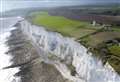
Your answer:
[6,28,71,82]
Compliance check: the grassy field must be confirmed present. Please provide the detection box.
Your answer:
[31,12,97,38]
[108,45,120,74]
[108,45,120,58]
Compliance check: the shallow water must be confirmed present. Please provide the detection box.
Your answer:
[0,17,21,82]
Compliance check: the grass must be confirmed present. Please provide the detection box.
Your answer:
[108,45,120,74]
[108,45,120,57]
[108,58,120,74]
[31,12,97,38]
[112,27,120,32]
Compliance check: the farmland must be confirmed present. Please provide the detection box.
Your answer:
[30,6,120,74]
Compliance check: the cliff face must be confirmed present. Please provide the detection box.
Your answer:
[7,27,71,82]
[17,18,120,82]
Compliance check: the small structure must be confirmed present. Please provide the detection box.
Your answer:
[92,20,96,26]
[102,24,112,31]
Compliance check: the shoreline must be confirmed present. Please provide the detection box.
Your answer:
[2,17,120,82]
[6,27,71,82]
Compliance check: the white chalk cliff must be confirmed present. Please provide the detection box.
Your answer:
[15,17,120,82]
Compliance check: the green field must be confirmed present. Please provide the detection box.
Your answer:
[108,45,120,57]
[31,12,97,38]
[108,45,120,74]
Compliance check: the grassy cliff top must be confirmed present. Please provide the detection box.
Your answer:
[31,12,98,38]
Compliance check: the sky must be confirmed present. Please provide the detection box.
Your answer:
[1,0,120,12]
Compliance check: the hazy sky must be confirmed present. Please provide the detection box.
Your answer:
[1,0,120,12]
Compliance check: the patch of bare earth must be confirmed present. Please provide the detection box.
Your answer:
[87,32,120,47]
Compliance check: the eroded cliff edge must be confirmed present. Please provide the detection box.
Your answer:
[6,25,72,82]
[8,17,120,82]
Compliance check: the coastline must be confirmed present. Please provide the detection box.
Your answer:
[2,17,120,82]
[6,27,71,82]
